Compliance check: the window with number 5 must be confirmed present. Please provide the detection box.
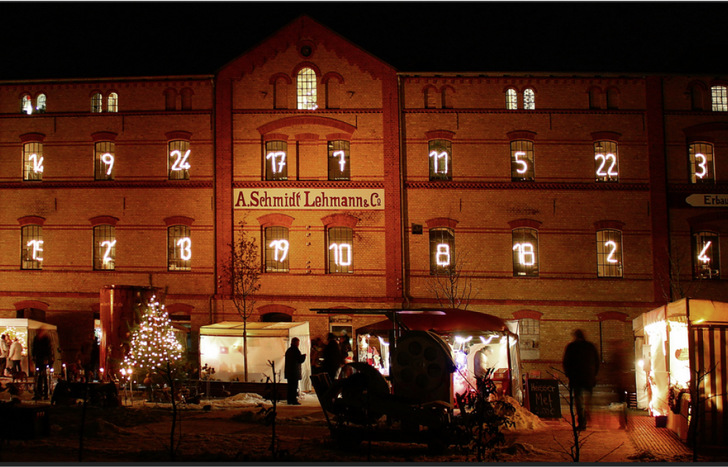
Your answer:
[596,229,622,277]
[510,140,534,181]
[688,142,715,184]
[594,141,619,182]
[168,225,191,271]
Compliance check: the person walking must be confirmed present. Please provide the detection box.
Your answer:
[284,337,306,405]
[0,334,9,376]
[322,333,343,381]
[8,337,23,376]
[562,329,600,431]
[32,329,53,400]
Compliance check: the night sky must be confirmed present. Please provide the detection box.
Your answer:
[1,2,727,81]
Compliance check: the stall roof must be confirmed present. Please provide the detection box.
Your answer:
[633,299,728,335]
[356,308,510,335]
[200,321,308,337]
[0,318,57,330]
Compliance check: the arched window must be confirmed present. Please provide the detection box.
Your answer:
[21,94,33,114]
[596,229,623,277]
[690,84,706,110]
[606,88,619,109]
[506,88,518,110]
[36,94,46,113]
[588,88,603,109]
[297,67,318,110]
[264,226,290,272]
[429,227,455,274]
[180,88,193,110]
[711,85,727,112]
[512,227,539,277]
[164,89,177,111]
[91,93,103,113]
[693,231,720,279]
[424,86,438,109]
[107,92,118,112]
[523,88,535,110]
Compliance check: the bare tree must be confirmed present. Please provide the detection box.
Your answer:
[426,248,478,310]
[223,221,261,382]
[659,241,703,302]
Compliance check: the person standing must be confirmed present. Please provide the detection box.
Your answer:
[322,333,343,381]
[0,334,9,376]
[284,337,306,405]
[9,337,23,376]
[32,329,53,400]
[562,329,600,431]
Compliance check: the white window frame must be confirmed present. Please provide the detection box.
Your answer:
[711,85,727,112]
[297,67,318,110]
[506,88,518,110]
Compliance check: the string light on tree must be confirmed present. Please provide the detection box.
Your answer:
[123,296,183,373]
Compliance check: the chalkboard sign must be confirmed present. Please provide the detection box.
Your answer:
[527,379,561,418]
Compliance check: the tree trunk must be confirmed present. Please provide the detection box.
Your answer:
[243,319,248,382]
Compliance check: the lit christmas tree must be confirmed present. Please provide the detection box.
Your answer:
[123,296,182,374]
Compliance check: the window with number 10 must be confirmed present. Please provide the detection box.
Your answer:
[327,227,353,274]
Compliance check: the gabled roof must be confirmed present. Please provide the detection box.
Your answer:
[217,15,396,80]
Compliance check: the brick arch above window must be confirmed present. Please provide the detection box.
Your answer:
[426,217,458,230]
[89,216,119,227]
[258,304,295,318]
[687,80,708,92]
[164,216,194,227]
[322,71,344,84]
[89,89,104,98]
[508,218,541,229]
[91,131,118,142]
[20,132,45,143]
[503,85,519,93]
[512,309,543,320]
[292,62,322,80]
[165,130,192,141]
[321,213,359,229]
[687,212,727,234]
[257,213,295,228]
[683,121,728,139]
[166,303,195,315]
[14,300,49,312]
[257,116,356,135]
[594,220,625,230]
[506,130,536,141]
[269,72,293,85]
[326,132,352,142]
[18,216,45,226]
[591,131,621,142]
[597,311,628,322]
[425,130,456,141]
[263,133,290,142]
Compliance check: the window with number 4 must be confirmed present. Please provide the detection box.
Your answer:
[596,229,623,277]
[168,140,191,180]
[168,225,191,271]
[594,141,619,182]
[689,142,715,184]
[693,231,720,279]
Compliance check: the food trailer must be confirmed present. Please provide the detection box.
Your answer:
[199,321,311,391]
[0,318,61,376]
[633,298,728,447]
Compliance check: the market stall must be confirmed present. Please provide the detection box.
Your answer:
[356,309,523,403]
[199,321,311,391]
[633,298,728,447]
[0,318,61,376]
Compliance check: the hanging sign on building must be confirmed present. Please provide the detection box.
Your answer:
[234,188,385,210]
[686,194,728,207]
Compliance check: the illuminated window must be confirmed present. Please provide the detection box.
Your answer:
[93,225,116,270]
[21,94,33,114]
[91,93,103,113]
[429,228,454,274]
[429,139,452,181]
[23,141,44,181]
[107,93,118,112]
[512,228,538,277]
[596,229,623,277]
[36,94,46,113]
[518,318,540,360]
[688,142,715,183]
[523,88,535,110]
[510,140,534,181]
[21,225,43,270]
[506,88,517,110]
[693,231,720,279]
[328,140,350,181]
[168,225,191,271]
[594,140,619,182]
[327,227,353,274]
[265,140,288,180]
[297,67,317,110]
[94,141,115,180]
[264,226,290,272]
[168,140,190,180]
[711,85,727,112]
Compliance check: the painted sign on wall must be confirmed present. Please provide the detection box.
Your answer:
[234,188,385,210]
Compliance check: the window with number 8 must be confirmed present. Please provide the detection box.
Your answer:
[430,228,454,274]
[688,142,714,184]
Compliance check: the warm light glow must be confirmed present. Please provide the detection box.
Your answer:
[513,242,535,265]
[170,149,191,171]
[429,150,449,174]
[604,240,619,263]
[101,240,116,264]
[266,151,286,173]
[595,153,618,177]
[29,153,44,173]
[269,239,289,262]
[333,150,346,172]
[695,153,707,179]
[177,237,191,261]
[27,239,43,261]
[698,241,712,263]
[514,151,528,174]
[436,243,451,266]
[101,153,114,175]
[123,296,183,373]
[329,242,351,266]
[454,335,472,344]
[479,335,497,345]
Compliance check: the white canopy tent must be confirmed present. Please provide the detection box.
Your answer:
[199,321,311,391]
[0,318,61,375]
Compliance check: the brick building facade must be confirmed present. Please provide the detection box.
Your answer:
[1,17,726,377]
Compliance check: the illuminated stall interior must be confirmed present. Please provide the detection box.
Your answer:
[0,318,61,375]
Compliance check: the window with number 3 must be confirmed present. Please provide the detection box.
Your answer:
[596,229,623,277]
[689,142,715,184]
